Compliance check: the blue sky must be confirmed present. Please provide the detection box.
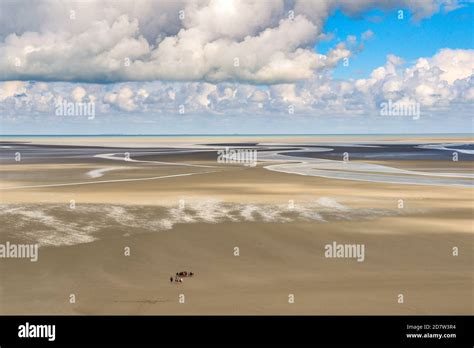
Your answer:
[321,5,474,80]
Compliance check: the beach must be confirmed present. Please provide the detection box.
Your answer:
[0,135,472,314]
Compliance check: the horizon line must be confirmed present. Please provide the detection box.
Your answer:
[0,133,473,137]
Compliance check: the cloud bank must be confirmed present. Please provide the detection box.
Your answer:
[2,48,472,118]
[0,0,461,84]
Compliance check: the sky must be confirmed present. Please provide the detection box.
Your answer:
[0,0,473,135]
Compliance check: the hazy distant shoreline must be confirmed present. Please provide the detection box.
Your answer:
[1,133,473,137]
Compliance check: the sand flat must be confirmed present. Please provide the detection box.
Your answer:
[0,219,471,314]
[0,137,472,314]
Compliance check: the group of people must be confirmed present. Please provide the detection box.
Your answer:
[170,271,194,283]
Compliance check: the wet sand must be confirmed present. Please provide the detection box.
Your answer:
[1,218,471,315]
[1,134,472,148]
[0,136,472,314]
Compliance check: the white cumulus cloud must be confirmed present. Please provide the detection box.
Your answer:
[0,0,460,84]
